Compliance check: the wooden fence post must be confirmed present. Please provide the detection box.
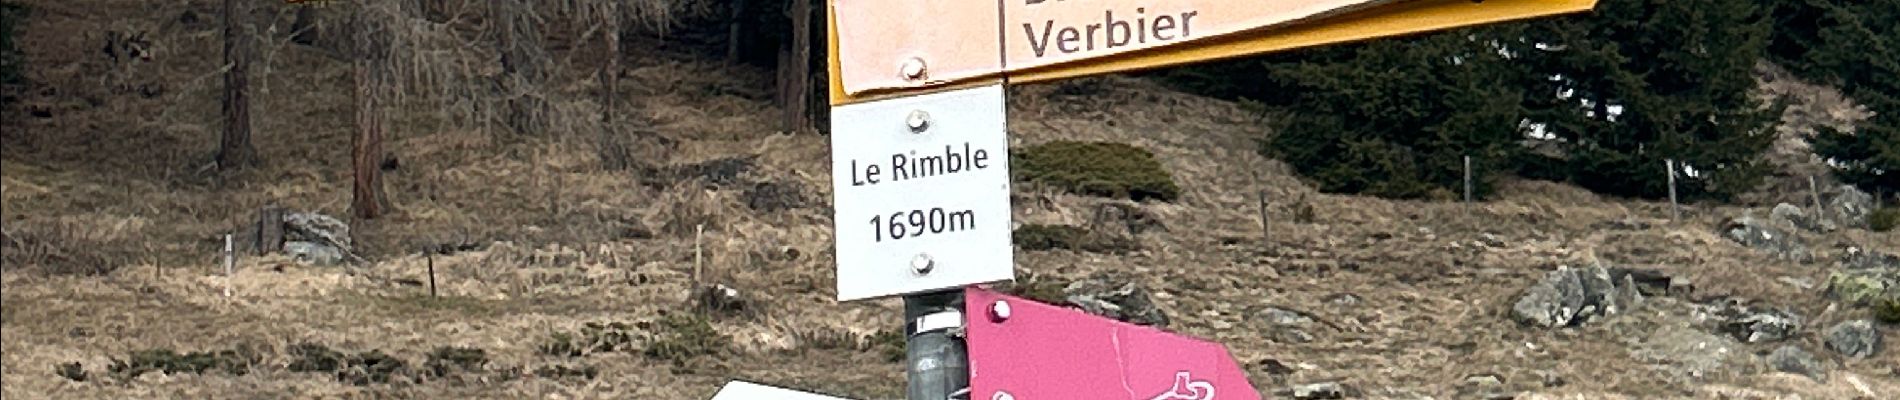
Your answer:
[1463,155,1473,205]
[1666,159,1680,221]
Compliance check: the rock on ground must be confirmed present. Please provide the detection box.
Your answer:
[1772,202,1835,232]
[282,211,355,265]
[1703,301,1803,343]
[1768,345,1826,381]
[1828,185,1875,228]
[1256,306,1318,343]
[1826,249,1900,306]
[1720,216,1813,263]
[1632,325,1752,380]
[1512,265,1644,328]
[1286,382,1345,400]
[284,241,344,266]
[1064,274,1170,327]
[1824,320,1882,359]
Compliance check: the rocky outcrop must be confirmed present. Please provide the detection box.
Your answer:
[1632,325,1751,380]
[1064,274,1170,327]
[1824,320,1882,359]
[1256,306,1318,343]
[1771,203,1834,232]
[1701,300,1803,343]
[1512,265,1644,328]
[1826,248,1900,306]
[1720,216,1813,263]
[282,211,355,266]
[1827,185,1875,229]
[1768,345,1826,380]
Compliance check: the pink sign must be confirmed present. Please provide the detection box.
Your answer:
[965,287,1261,400]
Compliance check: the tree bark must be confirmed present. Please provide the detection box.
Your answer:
[496,0,548,135]
[725,0,746,65]
[256,205,285,255]
[596,4,630,170]
[602,6,619,126]
[353,62,385,220]
[351,2,389,220]
[218,0,258,168]
[782,0,812,132]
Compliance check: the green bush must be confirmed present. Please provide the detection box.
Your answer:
[1013,141,1180,202]
[1872,207,1899,232]
[1874,296,1900,324]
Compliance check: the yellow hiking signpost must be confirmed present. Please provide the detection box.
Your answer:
[803,1,1601,400]
[830,0,1598,105]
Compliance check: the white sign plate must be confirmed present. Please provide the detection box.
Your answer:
[831,84,1014,301]
[710,381,855,400]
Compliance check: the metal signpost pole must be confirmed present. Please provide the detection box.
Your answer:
[903,290,970,400]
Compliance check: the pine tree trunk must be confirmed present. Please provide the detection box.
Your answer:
[783,0,812,132]
[602,7,619,126]
[596,4,630,170]
[496,0,548,135]
[352,62,385,220]
[351,2,388,220]
[217,0,257,168]
[725,0,746,65]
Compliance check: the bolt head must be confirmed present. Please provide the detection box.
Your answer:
[911,253,934,275]
[990,300,1012,322]
[992,391,1014,400]
[906,110,931,133]
[900,57,928,81]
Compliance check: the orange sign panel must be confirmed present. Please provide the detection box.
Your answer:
[831,0,1004,95]
[1001,0,1400,71]
[830,0,1599,102]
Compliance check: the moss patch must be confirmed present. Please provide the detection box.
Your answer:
[1014,141,1180,202]
[1014,224,1135,254]
[1828,271,1897,306]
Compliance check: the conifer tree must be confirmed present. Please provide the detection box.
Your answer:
[1800,1,1900,193]
[1262,27,1526,199]
[1515,0,1779,200]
